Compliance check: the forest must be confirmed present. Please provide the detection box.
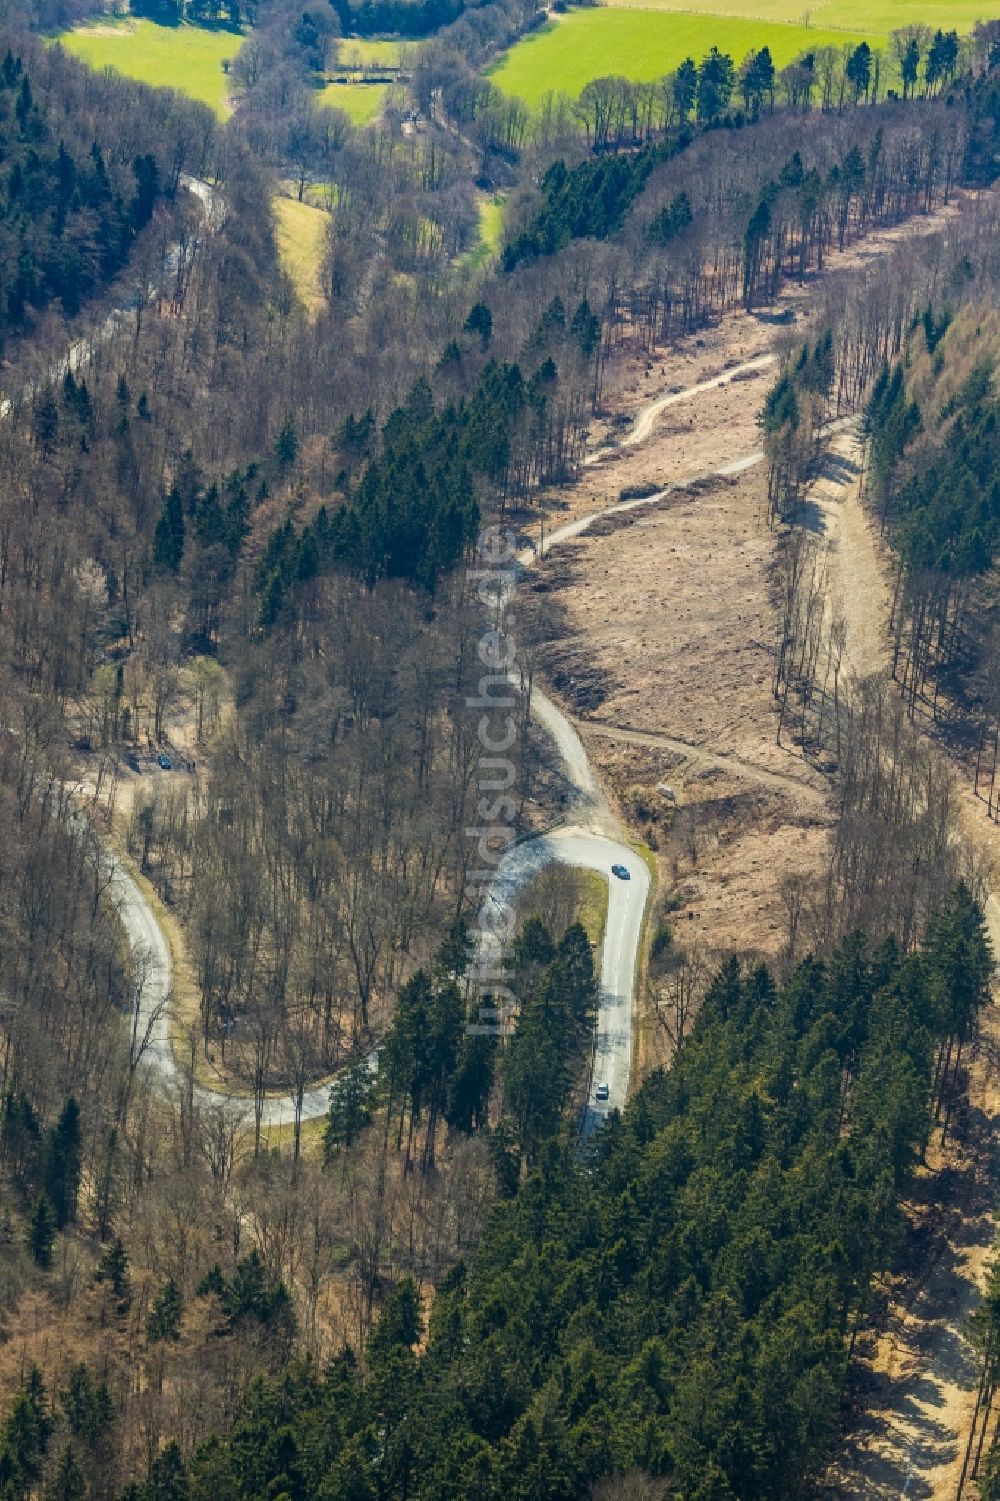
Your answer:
[0,40,208,343]
[1,899,990,1500]
[0,0,997,1498]
[331,0,467,38]
[856,307,1000,836]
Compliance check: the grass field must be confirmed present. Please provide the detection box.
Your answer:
[489,9,875,103]
[299,180,341,210]
[273,195,328,317]
[59,18,241,118]
[475,195,506,259]
[319,79,391,123]
[335,37,420,68]
[480,195,505,248]
[457,195,506,270]
[598,0,985,29]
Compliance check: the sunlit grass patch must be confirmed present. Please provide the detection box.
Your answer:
[59,17,241,118]
[318,79,391,123]
[274,194,328,317]
[489,8,876,104]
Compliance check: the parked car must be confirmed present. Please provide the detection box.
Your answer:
[158,753,172,770]
[595,1082,610,1102]
[611,863,630,881]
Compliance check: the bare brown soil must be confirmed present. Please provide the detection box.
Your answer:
[521,191,1000,1498]
[589,734,830,954]
[521,462,833,1080]
[522,194,969,551]
[532,472,785,768]
[514,196,974,1046]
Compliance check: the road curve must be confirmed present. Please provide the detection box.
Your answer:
[474,828,649,1137]
[108,849,345,1129]
[103,351,777,1129]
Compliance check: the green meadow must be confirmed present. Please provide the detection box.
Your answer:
[319,80,391,123]
[334,37,419,68]
[273,195,328,317]
[59,18,241,117]
[460,193,507,271]
[599,0,987,28]
[489,9,877,104]
[478,195,506,256]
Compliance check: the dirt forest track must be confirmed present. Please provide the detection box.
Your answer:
[583,353,776,464]
[809,432,1000,1501]
[572,715,827,805]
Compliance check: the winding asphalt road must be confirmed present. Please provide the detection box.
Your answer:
[108,851,344,1129]
[103,352,776,1131]
[475,828,649,1137]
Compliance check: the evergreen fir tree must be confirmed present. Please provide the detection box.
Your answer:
[147,1279,184,1344]
[95,1237,131,1311]
[44,1444,85,1501]
[28,1193,56,1269]
[45,1096,81,1228]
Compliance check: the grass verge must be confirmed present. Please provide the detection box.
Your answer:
[628,835,659,1084]
[471,194,507,268]
[335,37,413,67]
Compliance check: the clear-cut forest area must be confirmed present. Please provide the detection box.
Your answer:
[0,0,999,1498]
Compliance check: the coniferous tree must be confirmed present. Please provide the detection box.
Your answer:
[368,1276,422,1367]
[697,46,735,122]
[147,1280,184,1344]
[44,1096,81,1229]
[95,1237,131,1311]
[144,1441,189,1501]
[674,56,698,119]
[463,302,492,350]
[27,1193,55,1269]
[846,41,873,102]
[60,1365,111,1449]
[324,1063,375,1159]
[44,1444,85,1501]
[0,1369,52,1495]
[446,1034,495,1135]
[153,489,185,574]
[3,1091,40,1189]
